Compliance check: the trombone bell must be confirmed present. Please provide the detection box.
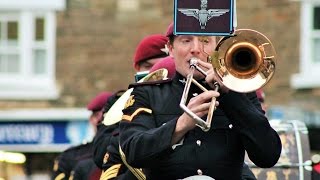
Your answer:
[213,29,276,93]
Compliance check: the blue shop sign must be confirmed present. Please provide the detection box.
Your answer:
[0,120,93,152]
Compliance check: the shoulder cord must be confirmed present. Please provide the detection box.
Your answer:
[119,145,146,180]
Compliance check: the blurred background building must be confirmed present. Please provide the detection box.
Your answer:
[0,0,319,179]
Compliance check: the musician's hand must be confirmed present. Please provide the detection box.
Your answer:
[196,59,212,72]
[196,60,229,93]
[172,91,220,145]
[179,91,220,126]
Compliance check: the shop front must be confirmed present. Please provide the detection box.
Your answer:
[0,108,92,180]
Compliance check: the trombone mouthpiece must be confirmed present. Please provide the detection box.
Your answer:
[189,57,207,76]
[190,58,199,67]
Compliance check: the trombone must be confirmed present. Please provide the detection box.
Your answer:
[180,29,276,132]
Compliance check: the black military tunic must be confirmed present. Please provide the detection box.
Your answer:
[95,123,137,180]
[51,142,93,180]
[93,123,119,169]
[71,158,101,180]
[119,73,282,180]
[92,91,137,180]
[92,90,125,170]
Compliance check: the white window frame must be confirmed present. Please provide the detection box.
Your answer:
[0,0,65,100]
[291,1,320,89]
[0,14,20,74]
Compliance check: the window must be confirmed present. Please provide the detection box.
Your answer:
[313,7,320,63]
[291,2,320,88]
[0,0,65,99]
[33,17,47,75]
[0,19,19,74]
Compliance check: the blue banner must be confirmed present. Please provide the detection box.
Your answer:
[0,121,92,145]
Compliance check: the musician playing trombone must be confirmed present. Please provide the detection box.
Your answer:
[119,22,282,180]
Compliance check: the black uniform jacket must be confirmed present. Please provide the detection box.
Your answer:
[93,123,119,169]
[92,91,138,180]
[119,73,282,180]
[72,158,101,180]
[95,124,137,180]
[101,128,137,180]
[51,142,93,180]
[92,90,125,169]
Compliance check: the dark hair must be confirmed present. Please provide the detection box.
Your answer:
[168,35,175,45]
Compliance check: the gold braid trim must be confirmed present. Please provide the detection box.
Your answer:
[119,145,146,180]
[53,159,59,171]
[122,108,152,121]
[54,173,65,180]
[68,170,74,180]
[100,164,121,180]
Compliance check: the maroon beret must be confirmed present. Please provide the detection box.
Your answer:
[165,22,174,37]
[87,92,113,111]
[256,89,265,102]
[150,56,176,78]
[133,34,168,70]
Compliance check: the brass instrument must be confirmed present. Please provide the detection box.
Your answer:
[180,29,276,132]
[103,68,169,126]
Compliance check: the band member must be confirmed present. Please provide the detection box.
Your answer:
[256,88,267,112]
[132,34,169,72]
[149,56,176,78]
[70,91,127,180]
[312,154,320,180]
[118,23,282,179]
[92,34,169,179]
[51,92,113,180]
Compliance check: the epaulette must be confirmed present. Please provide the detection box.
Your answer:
[128,78,172,88]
